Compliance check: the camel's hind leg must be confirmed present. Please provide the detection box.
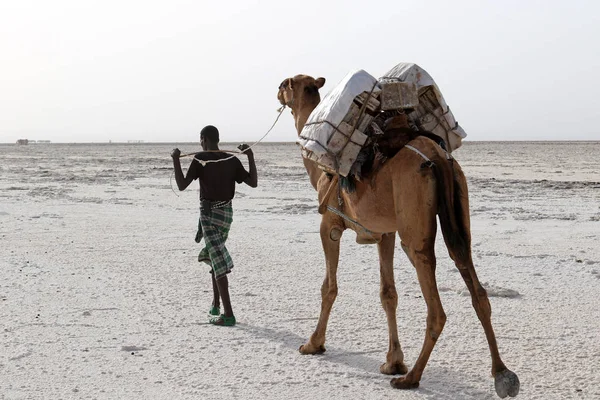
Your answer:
[453,258,519,398]
[378,232,408,375]
[387,158,445,389]
[390,243,446,390]
[448,167,520,398]
[299,216,342,354]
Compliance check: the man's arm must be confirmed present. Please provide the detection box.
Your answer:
[238,144,257,188]
[171,148,196,191]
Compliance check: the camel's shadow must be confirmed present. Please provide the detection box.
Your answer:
[236,322,381,372]
[236,323,497,399]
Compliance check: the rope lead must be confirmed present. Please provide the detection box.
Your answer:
[170,105,287,195]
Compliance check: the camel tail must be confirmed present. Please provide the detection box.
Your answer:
[432,156,471,265]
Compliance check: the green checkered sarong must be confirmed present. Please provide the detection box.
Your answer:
[195,202,234,279]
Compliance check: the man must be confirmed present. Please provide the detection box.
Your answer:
[171,125,257,326]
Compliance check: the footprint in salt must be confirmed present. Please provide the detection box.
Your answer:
[121,345,148,352]
[459,283,521,298]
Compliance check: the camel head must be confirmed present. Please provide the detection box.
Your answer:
[277,75,325,134]
[277,74,326,110]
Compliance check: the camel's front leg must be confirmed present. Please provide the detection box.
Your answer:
[378,233,408,375]
[299,216,342,355]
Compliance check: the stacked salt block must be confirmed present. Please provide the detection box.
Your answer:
[380,81,419,111]
[381,62,466,152]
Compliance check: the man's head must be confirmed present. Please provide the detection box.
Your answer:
[200,125,219,150]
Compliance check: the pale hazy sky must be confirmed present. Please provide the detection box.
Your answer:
[1,0,598,143]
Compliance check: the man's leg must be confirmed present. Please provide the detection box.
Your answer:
[215,274,233,318]
[202,217,233,316]
[211,272,220,310]
[202,206,235,325]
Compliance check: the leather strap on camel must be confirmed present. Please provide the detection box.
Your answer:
[318,175,339,214]
[405,144,434,167]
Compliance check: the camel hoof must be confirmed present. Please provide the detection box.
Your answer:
[380,362,408,375]
[390,376,419,390]
[495,369,520,398]
[299,343,326,355]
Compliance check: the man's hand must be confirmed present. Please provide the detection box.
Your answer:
[240,143,258,188]
[237,144,253,157]
[171,148,181,159]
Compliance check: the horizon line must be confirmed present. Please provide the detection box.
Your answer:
[2,139,600,145]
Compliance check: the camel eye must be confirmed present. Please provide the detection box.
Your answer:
[279,80,288,89]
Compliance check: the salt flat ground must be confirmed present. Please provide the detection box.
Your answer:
[1,141,599,400]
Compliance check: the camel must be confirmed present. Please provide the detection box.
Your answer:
[276,74,520,398]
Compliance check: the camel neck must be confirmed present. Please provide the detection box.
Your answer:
[293,96,320,132]
[293,103,323,190]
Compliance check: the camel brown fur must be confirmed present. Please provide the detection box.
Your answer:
[277,74,520,398]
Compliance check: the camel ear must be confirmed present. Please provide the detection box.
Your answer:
[315,77,326,89]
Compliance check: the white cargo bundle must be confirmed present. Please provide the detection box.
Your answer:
[380,62,466,152]
[297,63,467,176]
[298,69,380,177]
